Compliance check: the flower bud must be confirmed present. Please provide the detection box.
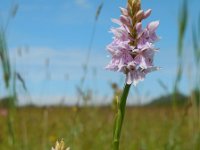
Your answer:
[136,10,144,21]
[120,7,128,16]
[143,9,152,19]
[120,15,130,26]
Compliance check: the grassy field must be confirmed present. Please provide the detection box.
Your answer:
[0,106,200,150]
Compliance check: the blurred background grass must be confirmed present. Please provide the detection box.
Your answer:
[0,0,200,149]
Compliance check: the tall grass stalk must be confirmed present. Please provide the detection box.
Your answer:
[166,1,188,148]
[0,28,16,148]
[76,1,104,107]
[192,12,200,127]
[173,0,188,110]
[43,108,49,150]
[0,3,19,148]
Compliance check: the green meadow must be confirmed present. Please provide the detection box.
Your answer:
[0,106,199,150]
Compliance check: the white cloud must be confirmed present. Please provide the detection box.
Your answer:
[0,46,112,105]
[3,46,175,105]
[16,93,151,106]
[7,46,111,83]
[74,0,90,8]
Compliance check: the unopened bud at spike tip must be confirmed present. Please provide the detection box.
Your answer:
[136,10,144,20]
[143,9,152,19]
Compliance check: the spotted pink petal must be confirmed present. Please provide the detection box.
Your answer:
[119,15,131,26]
[111,18,122,25]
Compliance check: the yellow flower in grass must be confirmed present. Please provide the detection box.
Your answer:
[52,139,70,150]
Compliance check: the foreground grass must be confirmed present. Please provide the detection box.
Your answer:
[0,106,199,150]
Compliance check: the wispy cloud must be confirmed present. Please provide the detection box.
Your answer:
[74,0,91,8]
[7,46,112,83]
[0,46,116,105]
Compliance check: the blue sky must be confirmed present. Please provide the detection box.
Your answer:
[0,0,199,105]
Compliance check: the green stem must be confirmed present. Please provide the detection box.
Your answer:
[112,83,131,150]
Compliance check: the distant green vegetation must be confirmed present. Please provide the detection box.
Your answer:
[147,93,188,107]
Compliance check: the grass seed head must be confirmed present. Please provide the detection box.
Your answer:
[52,139,70,150]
